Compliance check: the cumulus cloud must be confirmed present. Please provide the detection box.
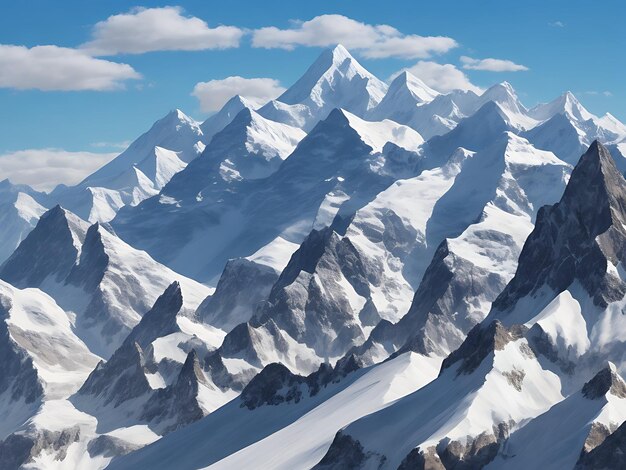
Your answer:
[460,56,529,72]
[392,61,483,94]
[252,14,457,59]
[0,44,140,91]
[82,6,244,55]
[0,149,118,191]
[192,76,286,112]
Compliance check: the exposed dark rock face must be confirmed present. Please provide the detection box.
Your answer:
[313,433,369,470]
[0,206,85,286]
[240,354,363,410]
[125,281,182,348]
[526,323,576,374]
[399,240,505,357]
[0,426,81,470]
[582,364,626,400]
[142,350,210,433]
[398,447,445,470]
[76,282,184,408]
[252,227,379,358]
[77,341,151,407]
[240,363,305,410]
[575,420,626,470]
[440,320,527,375]
[66,223,109,293]
[0,318,43,405]
[493,141,626,314]
[197,258,278,332]
[502,367,525,391]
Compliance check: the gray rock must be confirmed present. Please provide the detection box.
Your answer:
[493,141,626,315]
[575,420,626,470]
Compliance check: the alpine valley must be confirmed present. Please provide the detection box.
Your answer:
[1,45,626,470]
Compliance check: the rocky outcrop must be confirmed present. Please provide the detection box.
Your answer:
[240,355,362,410]
[493,141,626,313]
[575,420,626,470]
[582,363,626,400]
[142,350,210,433]
[197,258,278,332]
[0,426,81,470]
[440,320,527,375]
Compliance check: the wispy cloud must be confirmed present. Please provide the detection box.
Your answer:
[460,56,529,72]
[252,14,457,59]
[549,21,565,27]
[581,90,613,97]
[90,140,131,150]
[0,44,140,91]
[0,149,118,191]
[82,7,244,56]
[192,76,285,112]
[391,61,483,94]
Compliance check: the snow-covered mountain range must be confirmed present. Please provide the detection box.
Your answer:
[1,44,625,469]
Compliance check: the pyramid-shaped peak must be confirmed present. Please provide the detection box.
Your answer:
[152,280,184,313]
[484,81,518,98]
[582,362,626,400]
[563,140,625,206]
[276,43,386,111]
[389,71,439,101]
[177,349,209,387]
[122,281,183,349]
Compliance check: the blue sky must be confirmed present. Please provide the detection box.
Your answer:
[0,0,624,185]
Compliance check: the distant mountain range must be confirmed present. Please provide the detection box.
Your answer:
[0,45,625,470]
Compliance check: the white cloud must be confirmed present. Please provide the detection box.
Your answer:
[0,149,118,191]
[581,90,613,97]
[82,6,244,55]
[549,21,565,27]
[392,61,483,94]
[252,14,457,59]
[460,56,529,72]
[0,45,140,91]
[192,76,286,112]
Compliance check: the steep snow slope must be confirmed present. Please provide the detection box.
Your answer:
[316,321,565,469]
[486,141,626,374]
[50,109,204,222]
[0,280,99,445]
[368,71,439,124]
[108,352,441,470]
[113,109,422,283]
[73,282,228,435]
[316,141,626,469]
[1,206,212,357]
[342,132,569,365]
[524,91,626,165]
[258,45,387,130]
[489,363,626,470]
[200,95,261,144]
[0,180,47,263]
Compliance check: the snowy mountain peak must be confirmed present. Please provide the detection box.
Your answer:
[530,91,593,123]
[582,362,626,400]
[392,70,439,103]
[1,204,88,287]
[274,44,388,116]
[165,108,198,127]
